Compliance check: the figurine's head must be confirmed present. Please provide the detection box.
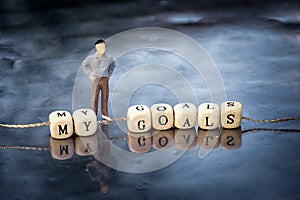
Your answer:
[95,39,106,56]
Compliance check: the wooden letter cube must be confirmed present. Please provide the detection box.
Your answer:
[198,103,220,130]
[127,105,151,133]
[50,137,74,160]
[150,103,174,130]
[73,108,97,136]
[174,103,196,129]
[221,101,243,129]
[49,111,73,139]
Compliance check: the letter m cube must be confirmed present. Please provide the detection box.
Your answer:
[49,111,73,139]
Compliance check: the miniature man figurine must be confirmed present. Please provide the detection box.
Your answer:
[82,39,116,120]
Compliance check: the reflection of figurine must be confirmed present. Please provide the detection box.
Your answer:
[86,159,114,195]
[82,39,116,120]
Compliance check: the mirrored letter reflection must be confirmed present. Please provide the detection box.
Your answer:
[152,129,174,150]
[50,137,74,160]
[220,127,242,150]
[127,131,152,153]
[174,128,197,150]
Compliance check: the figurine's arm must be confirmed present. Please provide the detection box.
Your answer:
[82,58,96,80]
[108,60,116,77]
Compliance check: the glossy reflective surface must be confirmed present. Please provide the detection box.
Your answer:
[1,0,300,199]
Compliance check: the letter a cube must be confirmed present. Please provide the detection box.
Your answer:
[127,105,151,133]
[221,101,242,129]
[49,111,73,139]
[174,103,196,129]
[150,103,173,130]
[73,108,97,136]
[198,103,220,130]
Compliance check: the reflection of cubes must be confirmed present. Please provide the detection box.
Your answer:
[198,103,220,130]
[198,128,220,149]
[74,134,98,156]
[127,105,151,133]
[220,127,242,150]
[174,128,197,150]
[152,129,174,149]
[50,137,74,160]
[73,108,97,136]
[174,103,196,129]
[221,101,242,129]
[150,103,173,130]
[128,131,152,153]
[49,111,73,139]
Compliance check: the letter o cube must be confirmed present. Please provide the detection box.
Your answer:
[49,111,73,139]
[174,103,197,129]
[150,103,173,130]
[73,108,97,136]
[127,105,151,133]
[198,103,220,130]
[221,101,242,129]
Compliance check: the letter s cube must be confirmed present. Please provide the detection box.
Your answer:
[127,105,151,133]
[221,101,242,129]
[49,111,73,139]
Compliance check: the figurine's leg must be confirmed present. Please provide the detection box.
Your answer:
[100,77,109,116]
[91,77,101,116]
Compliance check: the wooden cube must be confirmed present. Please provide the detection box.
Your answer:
[174,128,197,150]
[73,108,97,136]
[150,103,174,130]
[198,103,220,130]
[49,111,73,139]
[174,103,197,129]
[152,129,174,149]
[127,131,152,153]
[74,134,98,156]
[127,105,151,133]
[50,137,74,160]
[221,101,243,129]
[220,127,242,150]
[198,128,220,149]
